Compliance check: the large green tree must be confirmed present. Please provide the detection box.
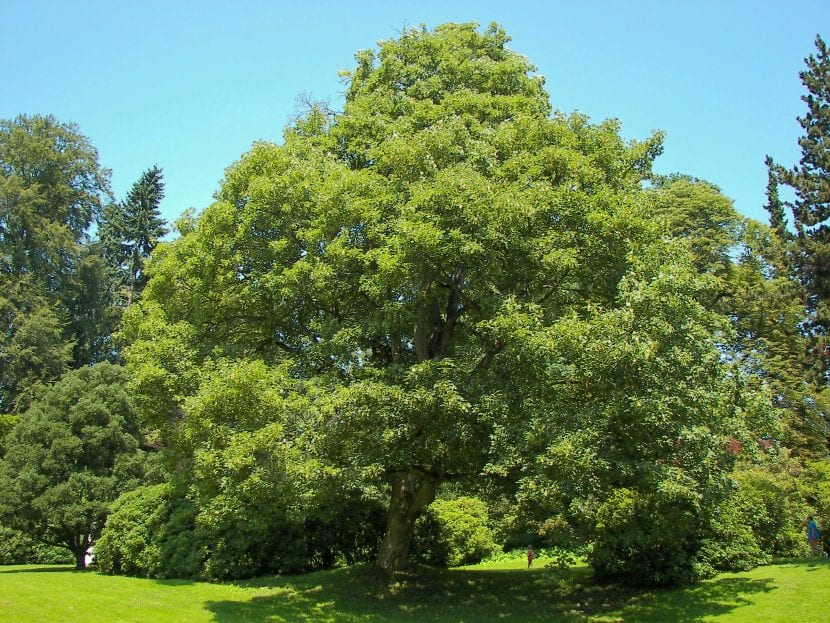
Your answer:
[0,363,145,569]
[123,23,757,578]
[0,114,113,411]
[764,34,830,455]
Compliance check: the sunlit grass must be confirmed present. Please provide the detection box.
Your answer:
[1,556,829,622]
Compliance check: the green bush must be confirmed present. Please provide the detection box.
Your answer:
[98,483,386,580]
[591,487,704,587]
[0,525,72,565]
[696,490,768,575]
[731,465,808,559]
[96,483,204,578]
[414,496,499,567]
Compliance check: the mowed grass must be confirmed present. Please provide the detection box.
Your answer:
[1,557,829,622]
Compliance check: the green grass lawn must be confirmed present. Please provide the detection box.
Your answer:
[1,557,829,622]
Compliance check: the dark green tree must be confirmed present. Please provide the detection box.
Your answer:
[100,166,167,305]
[764,156,790,243]
[0,363,145,569]
[0,278,73,413]
[768,35,830,383]
[0,114,112,410]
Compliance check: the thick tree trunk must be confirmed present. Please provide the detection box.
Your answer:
[70,534,89,570]
[73,548,86,571]
[376,470,439,571]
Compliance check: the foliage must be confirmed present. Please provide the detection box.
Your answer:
[648,176,742,278]
[509,233,781,585]
[95,483,203,579]
[413,496,498,566]
[768,35,830,387]
[97,480,386,581]
[123,22,698,576]
[0,280,73,414]
[0,413,16,456]
[0,363,145,569]
[800,459,830,552]
[0,114,115,411]
[591,486,701,586]
[0,114,110,284]
[99,166,167,306]
[0,525,72,565]
[760,34,830,457]
[98,358,386,580]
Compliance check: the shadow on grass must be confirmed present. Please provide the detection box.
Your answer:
[787,557,830,571]
[0,565,76,574]
[204,564,777,623]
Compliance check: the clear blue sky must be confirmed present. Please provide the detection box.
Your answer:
[2,0,827,226]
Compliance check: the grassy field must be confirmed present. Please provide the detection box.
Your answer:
[1,557,829,622]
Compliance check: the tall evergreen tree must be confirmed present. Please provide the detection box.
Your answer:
[100,166,167,305]
[768,35,830,383]
[764,156,789,242]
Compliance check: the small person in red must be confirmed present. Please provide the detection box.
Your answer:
[527,545,535,568]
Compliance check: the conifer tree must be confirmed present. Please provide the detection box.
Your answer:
[768,35,830,383]
[100,166,167,304]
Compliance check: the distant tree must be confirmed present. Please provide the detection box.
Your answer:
[0,363,145,569]
[0,114,110,286]
[764,157,790,243]
[100,166,167,305]
[0,114,112,409]
[648,176,742,278]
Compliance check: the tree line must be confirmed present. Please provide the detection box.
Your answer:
[1,23,828,587]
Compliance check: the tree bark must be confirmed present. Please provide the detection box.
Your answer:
[376,470,439,571]
[70,534,89,570]
[73,547,86,571]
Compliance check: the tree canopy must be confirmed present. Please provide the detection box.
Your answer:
[0,114,113,413]
[120,23,766,580]
[1,22,826,588]
[0,363,145,569]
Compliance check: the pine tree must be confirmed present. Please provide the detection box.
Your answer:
[764,156,790,242]
[99,166,167,304]
[124,166,167,300]
[768,35,830,383]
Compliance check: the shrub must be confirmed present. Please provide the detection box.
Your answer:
[591,487,704,587]
[96,483,204,578]
[0,525,72,565]
[414,496,499,567]
[732,465,808,559]
[98,482,386,580]
[696,489,768,575]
